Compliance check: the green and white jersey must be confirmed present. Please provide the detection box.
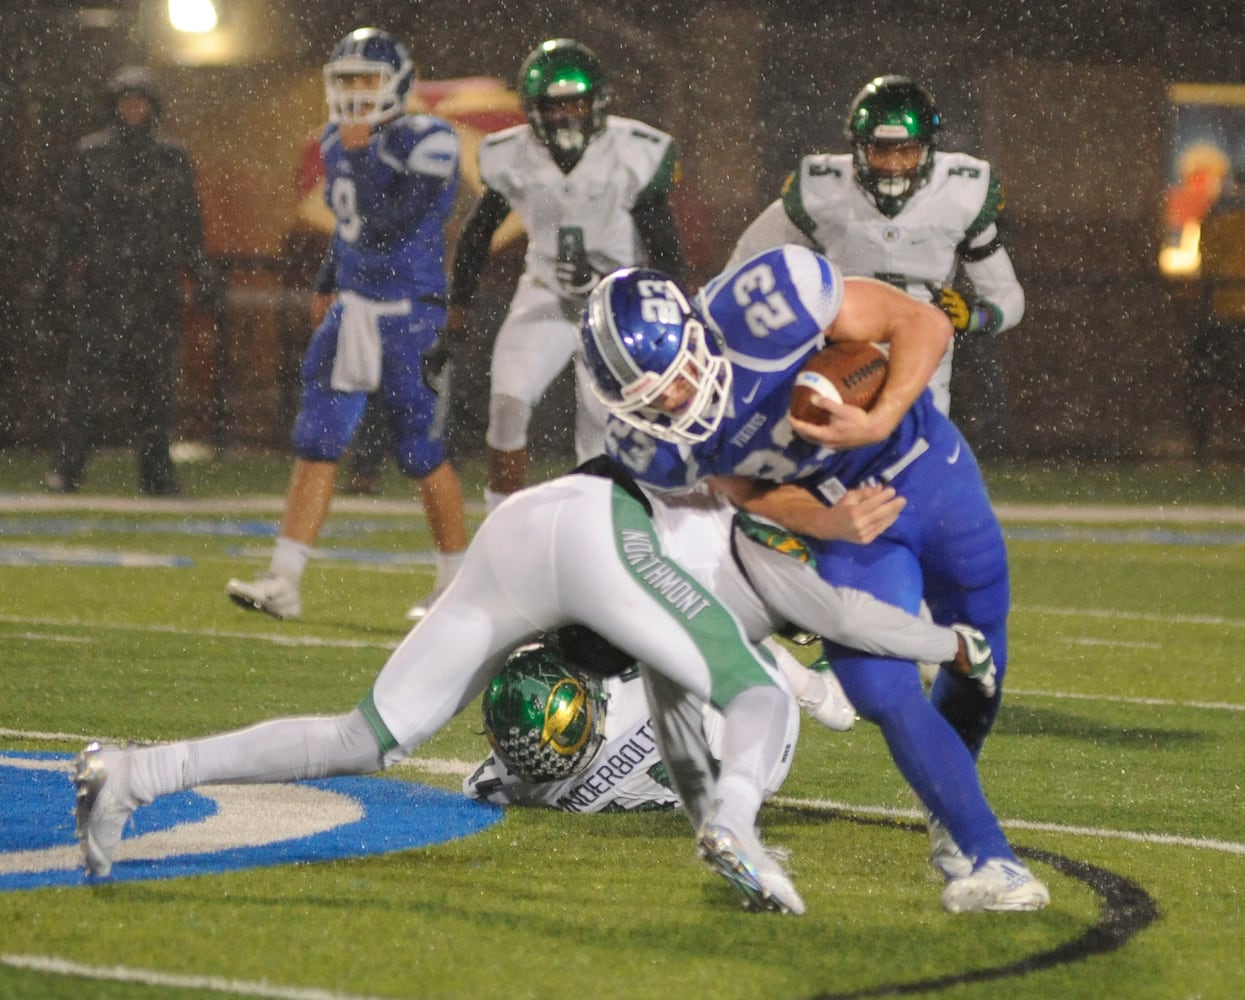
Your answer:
[776,151,1005,299]
[478,115,678,290]
[729,150,1024,412]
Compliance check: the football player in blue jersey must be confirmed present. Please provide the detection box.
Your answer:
[226,28,468,622]
[579,247,1050,912]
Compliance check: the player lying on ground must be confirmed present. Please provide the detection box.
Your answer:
[72,457,991,916]
[463,630,812,814]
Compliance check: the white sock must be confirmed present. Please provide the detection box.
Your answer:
[712,775,764,834]
[128,743,191,803]
[433,550,465,592]
[484,489,509,514]
[270,536,311,584]
[713,686,792,831]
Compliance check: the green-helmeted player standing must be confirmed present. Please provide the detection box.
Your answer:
[730,75,1024,415]
[444,38,685,516]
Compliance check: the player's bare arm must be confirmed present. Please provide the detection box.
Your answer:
[804,276,951,449]
[709,476,904,545]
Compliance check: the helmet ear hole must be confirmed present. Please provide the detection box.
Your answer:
[481,634,608,783]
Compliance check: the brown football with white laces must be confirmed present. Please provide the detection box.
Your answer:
[788,341,889,425]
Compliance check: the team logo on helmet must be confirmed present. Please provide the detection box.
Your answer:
[482,638,606,783]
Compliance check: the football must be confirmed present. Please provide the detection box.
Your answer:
[788,341,889,425]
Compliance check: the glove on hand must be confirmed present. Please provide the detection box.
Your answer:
[930,284,974,333]
[944,623,998,698]
[928,284,1000,336]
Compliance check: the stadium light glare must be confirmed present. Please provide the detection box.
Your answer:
[168,0,218,34]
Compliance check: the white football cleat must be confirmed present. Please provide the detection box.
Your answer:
[795,667,856,731]
[942,858,1050,913]
[226,574,301,620]
[74,742,137,878]
[697,820,806,915]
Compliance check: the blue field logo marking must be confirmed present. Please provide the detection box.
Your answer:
[0,752,502,891]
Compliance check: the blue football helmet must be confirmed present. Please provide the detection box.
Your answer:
[324,28,414,126]
[581,268,733,444]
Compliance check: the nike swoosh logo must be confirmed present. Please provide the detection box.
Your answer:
[947,442,961,464]
[742,378,762,404]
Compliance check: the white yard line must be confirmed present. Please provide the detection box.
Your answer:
[1014,603,1245,629]
[399,756,1245,855]
[0,614,398,651]
[767,795,1245,855]
[0,955,395,1000]
[0,492,1242,524]
[7,741,1240,858]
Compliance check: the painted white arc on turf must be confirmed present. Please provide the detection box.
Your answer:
[0,762,363,875]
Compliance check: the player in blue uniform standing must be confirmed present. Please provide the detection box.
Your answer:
[227,28,467,621]
[579,245,1049,912]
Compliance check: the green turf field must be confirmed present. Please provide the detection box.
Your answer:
[1,448,1242,999]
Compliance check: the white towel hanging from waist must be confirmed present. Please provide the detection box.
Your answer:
[330,292,411,392]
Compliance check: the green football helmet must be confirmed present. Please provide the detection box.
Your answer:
[845,75,942,216]
[482,635,607,783]
[517,38,611,165]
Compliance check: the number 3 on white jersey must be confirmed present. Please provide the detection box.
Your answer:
[732,264,796,338]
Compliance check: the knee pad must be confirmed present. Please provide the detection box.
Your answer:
[292,414,353,463]
[485,394,532,452]
[292,389,366,462]
[392,424,447,479]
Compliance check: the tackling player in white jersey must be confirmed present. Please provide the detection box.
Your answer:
[73,456,991,916]
[443,38,685,518]
[729,75,1024,415]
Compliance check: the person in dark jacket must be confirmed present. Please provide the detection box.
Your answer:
[44,66,214,496]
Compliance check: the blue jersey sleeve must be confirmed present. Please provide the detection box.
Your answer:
[699,245,844,376]
[349,118,456,249]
